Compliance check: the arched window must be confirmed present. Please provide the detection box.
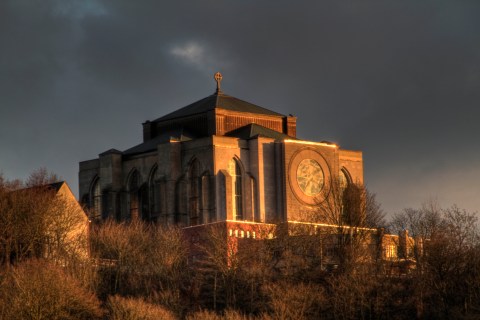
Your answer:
[229,159,243,220]
[189,160,201,226]
[149,166,160,222]
[201,172,212,222]
[90,178,102,220]
[339,168,351,191]
[339,168,362,225]
[140,184,149,221]
[175,178,187,224]
[128,170,140,220]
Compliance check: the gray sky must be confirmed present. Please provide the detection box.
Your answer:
[1,0,479,217]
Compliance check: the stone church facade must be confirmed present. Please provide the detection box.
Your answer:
[79,74,363,227]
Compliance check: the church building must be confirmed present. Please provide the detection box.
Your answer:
[78,73,363,227]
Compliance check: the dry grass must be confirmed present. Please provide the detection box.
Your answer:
[107,295,177,320]
[0,259,103,320]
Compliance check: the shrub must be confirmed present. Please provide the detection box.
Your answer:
[107,295,177,320]
[0,259,102,320]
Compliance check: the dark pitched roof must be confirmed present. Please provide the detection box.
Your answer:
[123,127,194,156]
[226,123,295,140]
[154,92,284,122]
[99,149,122,156]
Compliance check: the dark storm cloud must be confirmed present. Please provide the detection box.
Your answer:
[1,0,479,215]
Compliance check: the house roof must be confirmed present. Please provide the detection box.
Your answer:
[14,181,68,195]
[226,123,295,140]
[47,181,65,192]
[154,92,285,122]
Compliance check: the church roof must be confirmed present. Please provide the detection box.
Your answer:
[226,123,295,140]
[99,149,122,156]
[124,123,294,156]
[154,92,284,122]
[123,127,194,156]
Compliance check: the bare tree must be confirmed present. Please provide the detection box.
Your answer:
[0,184,55,265]
[263,281,325,320]
[193,224,241,310]
[424,205,480,318]
[91,219,189,316]
[390,200,443,262]
[311,178,385,228]
[0,170,88,268]
[307,179,385,274]
[25,167,60,188]
[390,202,480,319]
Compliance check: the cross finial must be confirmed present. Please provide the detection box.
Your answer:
[214,72,223,94]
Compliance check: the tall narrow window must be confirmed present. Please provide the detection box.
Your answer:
[229,159,243,220]
[189,160,200,226]
[339,168,351,191]
[128,170,140,220]
[149,166,160,222]
[340,168,363,226]
[339,168,350,221]
[201,173,212,222]
[176,179,187,223]
[140,185,149,221]
[90,178,102,220]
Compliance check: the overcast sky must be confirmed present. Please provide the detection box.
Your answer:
[1,0,479,217]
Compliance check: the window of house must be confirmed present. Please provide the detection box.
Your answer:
[384,245,397,259]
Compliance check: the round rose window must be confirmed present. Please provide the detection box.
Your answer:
[296,159,324,196]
